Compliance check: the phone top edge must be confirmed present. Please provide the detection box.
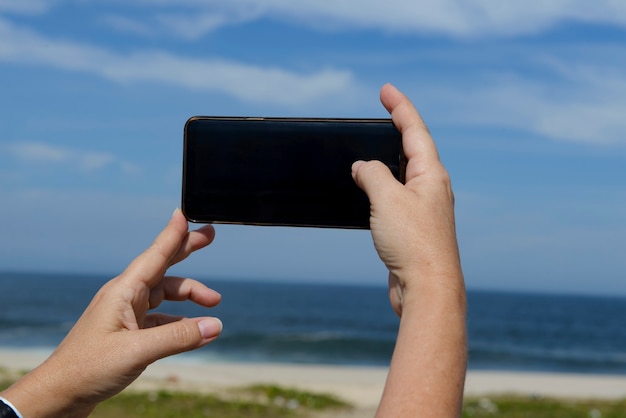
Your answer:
[185,116,394,124]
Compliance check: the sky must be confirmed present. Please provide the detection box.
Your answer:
[0,1,625,296]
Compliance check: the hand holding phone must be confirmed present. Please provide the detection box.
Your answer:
[182,117,405,229]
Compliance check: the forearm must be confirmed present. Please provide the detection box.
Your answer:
[376,276,467,418]
[1,359,95,418]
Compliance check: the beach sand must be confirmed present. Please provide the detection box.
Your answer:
[2,347,626,415]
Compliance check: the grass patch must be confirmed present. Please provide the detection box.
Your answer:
[92,390,298,418]
[0,380,12,392]
[0,367,15,391]
[463,395,626,417]
[91,385,352,418]
[0,370,350,418]
[4,369,626,418]
[244,384,350,410]
[92,392,626,417]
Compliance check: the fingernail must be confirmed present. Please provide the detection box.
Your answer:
[172,208,181,217]
[351,160,365,177]
[198,318,223,339]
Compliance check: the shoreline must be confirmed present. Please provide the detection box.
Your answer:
[2,348,626,408]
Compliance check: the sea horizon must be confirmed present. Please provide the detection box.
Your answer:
[2,270,626,375]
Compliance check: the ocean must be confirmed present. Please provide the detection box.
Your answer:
[1,271,626,375]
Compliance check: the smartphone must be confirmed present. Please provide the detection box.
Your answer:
[182,117,405,229]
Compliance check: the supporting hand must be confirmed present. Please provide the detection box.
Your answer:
[1,209,223,418]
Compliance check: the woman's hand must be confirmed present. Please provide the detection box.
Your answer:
[1,209,223,418]
[352,83,463,316]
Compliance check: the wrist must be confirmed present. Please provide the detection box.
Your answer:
[0,396,22,418]
[1,363,94,418]
[396,268,466,309]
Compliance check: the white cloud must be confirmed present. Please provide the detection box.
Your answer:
[154,9,261,40]
[98,52,354,105]
[0,0,50,15]
[118,0,626,38]
[534,102,626,145]
[7,142,69,162]
[3,3,626,145]
[99,15,155,37]
[3,141,140,173]
[6,1,626,39]
[98,6,263,39]
[78,152,116,171]
[481,76,626,145]
[0,17,356,105]
[413,48,626,145]
[154,14,219,40]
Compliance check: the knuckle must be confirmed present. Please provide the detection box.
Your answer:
[360,160,391,183]
[170,322,199,349]
[434,164,451,183]
[366,160,388,171]
[432,164,453,191]
[146,242,170,265]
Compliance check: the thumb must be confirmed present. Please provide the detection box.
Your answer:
[135,317,223,363]
[352,160,400,203]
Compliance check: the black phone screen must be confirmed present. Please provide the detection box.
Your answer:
[182,117,404,229]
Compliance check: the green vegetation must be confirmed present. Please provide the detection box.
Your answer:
[0,379,11,392]
[0,369,352,418]
[91,385,350,418]
[244,384,349,410]
[4,367,626,418]
[92,390,298,418]
[463,396,626,418]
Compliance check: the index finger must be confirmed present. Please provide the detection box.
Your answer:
[380,83,440,181]
[122,209,189,287]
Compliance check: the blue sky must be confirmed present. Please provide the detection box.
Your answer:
[0,1,625,295]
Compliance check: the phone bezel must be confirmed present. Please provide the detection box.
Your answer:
[182,116,405,229]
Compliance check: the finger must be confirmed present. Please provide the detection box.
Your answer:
[123,209,189,287]
[143,312,185,328]
[134,317,223,362]
[380,83,440,181]
[148,277,222,310]
[351,160,402,205]
[169,224,215,267]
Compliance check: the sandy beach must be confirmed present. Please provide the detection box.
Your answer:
[2,347,626,412]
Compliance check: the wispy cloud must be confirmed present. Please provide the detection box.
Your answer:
[3,141,140,173]
[153,8,263,40]
[105,0,626,39]
[296,0,626,36]
[460,74,626,145]
[0,0,49,15]
[409,44,626,145]
[6,1,626,40]
[3,3,626,145]
[0,17,356,105]
[99,15,156,38]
